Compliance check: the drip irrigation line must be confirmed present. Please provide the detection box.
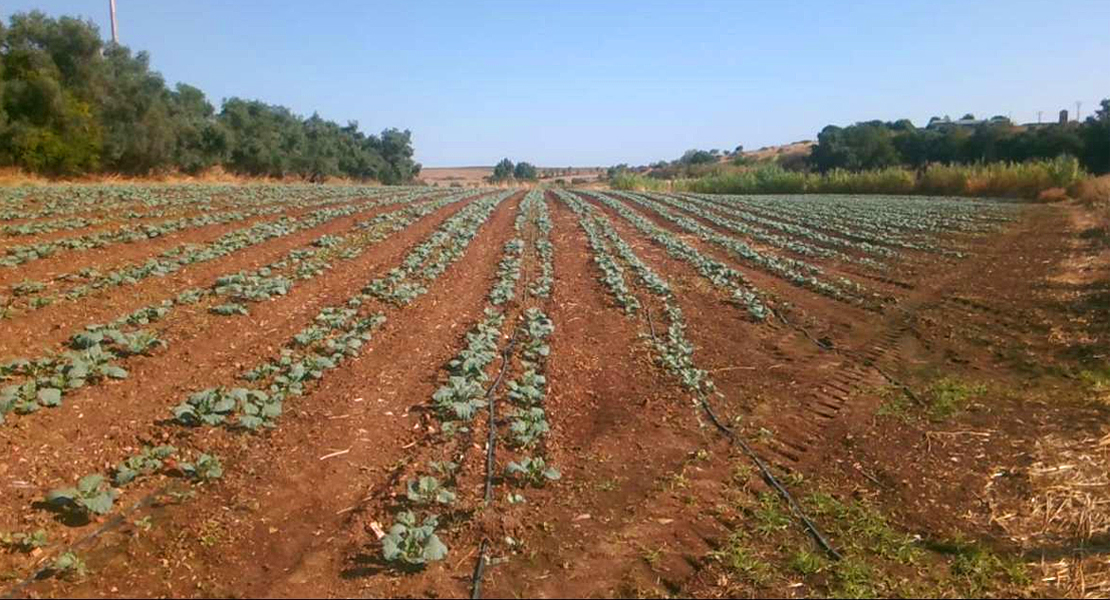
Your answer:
[772,307,833,351]
[646,302,842,561]
[697,394,843,561]
[774,307,921,406]
[2,483,172,599]
[470,539,489,600]
[471,314,522,600]
[868,362,923,406]
[483,324,520,505]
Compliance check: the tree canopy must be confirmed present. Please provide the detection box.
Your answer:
[513,161,537,180]
[808,111,1109,175]
[0,11,419,181]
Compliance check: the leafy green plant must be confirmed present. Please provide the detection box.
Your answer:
[46,474,119,517]
[507,369,546,406]
[431,376,487,422]
[506,456,561,487]
[509,407,550,447]
[171,387,278,429]
[0,530,48,553]
[113,445,176,486]
[210,302,249,316]
[405,476,456,506]
[381,511,448,566]
[49,551,88,579]
[179,453,224,481]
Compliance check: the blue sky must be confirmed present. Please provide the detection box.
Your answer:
[3,1,1107,167]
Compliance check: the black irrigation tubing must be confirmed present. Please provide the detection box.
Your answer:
[471,315,522,600]
[470,539,490,600]
[773,306,922,406]
[2,482,173,599]
[483,324,520,505]
[696,393,843,561]
[771,307,834,351]
[649,302,842,561]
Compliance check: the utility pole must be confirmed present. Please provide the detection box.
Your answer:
[109,0,118,44]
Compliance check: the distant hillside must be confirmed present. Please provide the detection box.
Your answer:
[741,140,814,163]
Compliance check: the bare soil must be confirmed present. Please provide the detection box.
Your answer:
[1,187,1107,598]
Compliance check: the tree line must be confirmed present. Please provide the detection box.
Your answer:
[488,158,537,182]
[0,11,420,182]
[809,106,1109,175]
[615,100,1109,181]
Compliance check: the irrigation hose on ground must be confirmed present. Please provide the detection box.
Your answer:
[471,321,521,598]
[656,307,843,561]
[2,483,172,599]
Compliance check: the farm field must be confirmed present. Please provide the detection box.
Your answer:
[0,184,1107,598]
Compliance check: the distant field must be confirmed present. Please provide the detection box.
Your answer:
[421,166,605,186]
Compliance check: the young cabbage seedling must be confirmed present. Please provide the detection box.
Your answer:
[179,453,223,482]
[113,445,177,486]
[46,474,118,517]
[405,476,456,506]
[381,511,448,566]
[49,551,87,579]
[506,456,561,487]
[0,529,48,553]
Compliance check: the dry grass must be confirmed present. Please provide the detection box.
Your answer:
[983,430,1110,598]
[1072,175,1110,206]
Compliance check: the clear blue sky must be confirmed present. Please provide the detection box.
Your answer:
[3,1,1108,167]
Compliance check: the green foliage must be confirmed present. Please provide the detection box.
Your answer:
[113,445,176,486]
[381,511,448,566]
[405,476,456,506]
[0,11,419,180]
[711,532,773,585]
[171,386,280,430]
[178,453,224,481]
[926,377,986,421]
[506,456,561,487]
[491,158,514,181]
[49,551,87,579]
[611,171,668,191]
[0,529,48,553]
[927,538,1030,595]
[513,161,538,180]
[810,115,1109,176]
[636,158,1087,200]
[45,474,118,517]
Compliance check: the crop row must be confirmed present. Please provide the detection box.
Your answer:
[569,190,769,319]
[695,193,1011,242]
[0,186,423,267]
[364,191,512,305]
[0,190,477,423]
[685,193,937,253]
[4,188,508,577]
[556,190,716,404]
[1,204,294,268]
[383,192,559,568]
[667,192,900,257]
[0,184,417,223]
[638,192,892,270]
[0,189,443,318]
[604,191,863,302]
[518,189,554,298]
